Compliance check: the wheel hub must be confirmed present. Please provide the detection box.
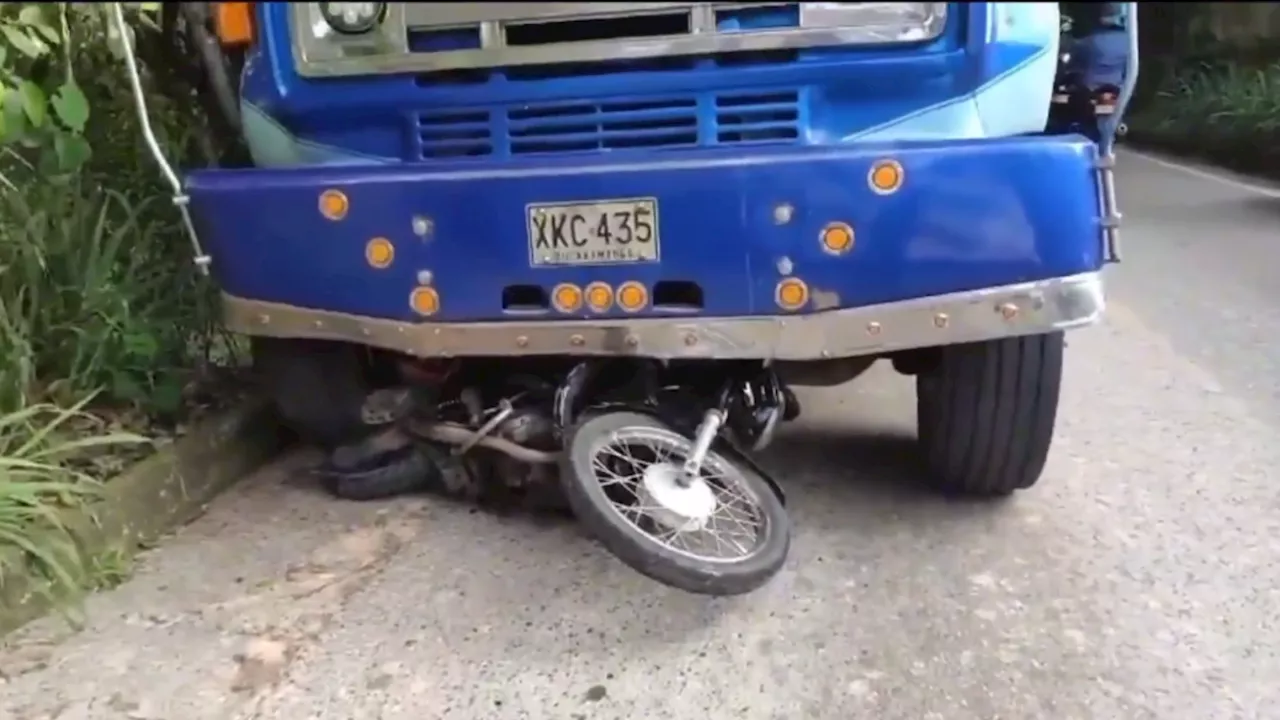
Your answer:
[637,462,717,533]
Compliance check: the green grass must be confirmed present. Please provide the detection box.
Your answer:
[0,399,149,611]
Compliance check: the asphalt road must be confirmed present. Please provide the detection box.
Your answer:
[4,151,1280,720]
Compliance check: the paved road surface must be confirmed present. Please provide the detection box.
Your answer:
[4,152,1280,720]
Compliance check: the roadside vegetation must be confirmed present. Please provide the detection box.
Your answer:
[1128,5,1280,178]
[1130,51,1280,177]
[0,2,240,616]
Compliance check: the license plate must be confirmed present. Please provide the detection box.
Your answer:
[527,197,659,267]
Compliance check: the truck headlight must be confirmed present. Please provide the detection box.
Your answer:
[319,2,386,35]
[799,2,947,42]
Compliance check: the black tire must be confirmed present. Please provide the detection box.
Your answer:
[916,333,1064,497]
[251,337,369,448]
[561,412,791,596]
[319,443,437,501]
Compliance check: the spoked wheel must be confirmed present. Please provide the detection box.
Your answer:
[561,412,790,596]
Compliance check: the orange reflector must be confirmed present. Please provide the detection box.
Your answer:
[319,189,349,221]
[409,286,440,317]
[819,222,855,255]
[868,160,904,195]
[552,283,584,313]
[585,282,613,312]
[215,2,255,47]
[616,282,648,313]
[365,237,394,269]
[775,278,809,311]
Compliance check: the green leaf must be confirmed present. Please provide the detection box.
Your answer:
[53,132,91,171]
[1,23,47,58]
[17,5,59,45]
[29,22,60,46]
[18,80,46,127]
[51,80,88,133]
[0,86,27,144]
[18,6,46,24]
[123,332,159,361]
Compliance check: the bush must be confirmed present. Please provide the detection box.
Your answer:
[0,168,220,417]
[1129,42,1280,177]
[1,2,232,609]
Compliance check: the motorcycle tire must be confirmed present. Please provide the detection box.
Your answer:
[561,411,791,596]
[318,431,438,501]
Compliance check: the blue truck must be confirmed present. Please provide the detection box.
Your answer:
[118,2,1135,595]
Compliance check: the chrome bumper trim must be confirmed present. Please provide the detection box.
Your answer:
[224,272,1104,360]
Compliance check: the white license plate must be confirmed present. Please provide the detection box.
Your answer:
[527,197,659,267]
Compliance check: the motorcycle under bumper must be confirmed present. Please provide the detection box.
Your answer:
[188,136,1106,361]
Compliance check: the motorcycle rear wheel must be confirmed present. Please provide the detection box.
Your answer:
[561,411,791,596]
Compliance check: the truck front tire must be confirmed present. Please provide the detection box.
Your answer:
[915,333,1064,497]
[251,337,369,449]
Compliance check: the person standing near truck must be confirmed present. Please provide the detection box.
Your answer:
[1070,2,1129,108]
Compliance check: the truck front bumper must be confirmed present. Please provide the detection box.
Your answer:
[189,136,1107,360]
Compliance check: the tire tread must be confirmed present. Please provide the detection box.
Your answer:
[917,333,1063,496]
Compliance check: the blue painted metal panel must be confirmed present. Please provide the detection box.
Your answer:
[187,136,1104,323]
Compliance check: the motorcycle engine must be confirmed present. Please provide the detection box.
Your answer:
[479,401,568,513]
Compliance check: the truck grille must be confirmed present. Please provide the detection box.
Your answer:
[405,3,805,56]
[414,90,802,160]
[292,3,947,78]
